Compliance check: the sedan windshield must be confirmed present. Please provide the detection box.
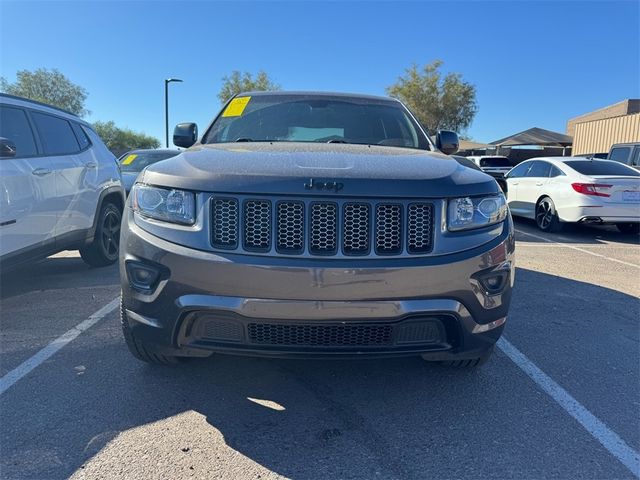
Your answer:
[565,160,640,176]
[119,151,179,172]
[202,94,430,150]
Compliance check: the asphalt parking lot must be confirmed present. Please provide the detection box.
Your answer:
[1,219,638,480]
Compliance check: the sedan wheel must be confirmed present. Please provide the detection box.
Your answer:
[536,197,563,232]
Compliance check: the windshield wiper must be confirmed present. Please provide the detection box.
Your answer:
[235,138,253,142]
[327,139,348,144]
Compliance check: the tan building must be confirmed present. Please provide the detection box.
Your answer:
[568,99,640,155]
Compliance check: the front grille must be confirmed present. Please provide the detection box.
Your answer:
[310,203,337,255]
[212,198,238,249]
[375,204,402,255]
[244,200,271,251]
[248,323,393,346]
[211,196,434,257]
[277,201,304,253]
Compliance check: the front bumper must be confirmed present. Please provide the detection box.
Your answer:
[120,211,515,360]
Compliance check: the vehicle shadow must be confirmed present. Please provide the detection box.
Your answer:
[0,253,119,300]
[513,217,640,246]
[2,269,638,480]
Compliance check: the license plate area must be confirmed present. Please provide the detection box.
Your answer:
[622,191,640,202]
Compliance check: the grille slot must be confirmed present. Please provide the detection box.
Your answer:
[248,323,393,347]
[310,203,337,255]
[343,203,370,255]
[407,203,434,254]
[277,201,305,254]
[244,200,271,251]
[375,204,402,255]
[212,198,239,249]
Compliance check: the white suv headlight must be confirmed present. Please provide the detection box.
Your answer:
[132,184,195,225]
[448,194,507,231]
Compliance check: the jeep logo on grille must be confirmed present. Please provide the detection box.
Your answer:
[304,178,344,193]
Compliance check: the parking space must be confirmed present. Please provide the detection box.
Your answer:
[1,220,639,479]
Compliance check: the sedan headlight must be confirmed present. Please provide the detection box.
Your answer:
[448,194,507,231]
[132,184,195,225]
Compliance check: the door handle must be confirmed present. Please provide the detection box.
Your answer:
[84,161,98,169]
[535,182,544,186]
[512,182,519,185]
[32,168,52,176]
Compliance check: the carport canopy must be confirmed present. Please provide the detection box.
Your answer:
[490,127,573,147]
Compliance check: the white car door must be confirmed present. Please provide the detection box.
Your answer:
[504,162,532,217]
[29,111,94,237]
[517,161,552,219]
[0,105,58,256]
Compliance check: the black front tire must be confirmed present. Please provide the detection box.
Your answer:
[121,299,180,365]
[536,197,563,232]
[616,223,640,235]
[80,202,122,267]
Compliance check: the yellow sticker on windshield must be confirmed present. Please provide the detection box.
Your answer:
[121,154,138,165]
[222,96,251,117]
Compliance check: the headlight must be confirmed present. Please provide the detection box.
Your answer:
[448,194,507,231]
[132,184,195,225]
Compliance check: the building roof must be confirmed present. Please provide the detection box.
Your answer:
[490,127,573,147]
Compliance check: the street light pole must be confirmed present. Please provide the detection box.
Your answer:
[164,78,183,148]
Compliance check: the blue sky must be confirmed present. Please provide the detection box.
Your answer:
[1,0,638,145]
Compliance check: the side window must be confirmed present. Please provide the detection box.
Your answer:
[631,148,640,167]
[30,111,80,155]
[506,162,531,178]
[526,161,551,178]
[609,147,631,164]
[0,106,38,157]
[71,122,91,150]
[550,165,565,177]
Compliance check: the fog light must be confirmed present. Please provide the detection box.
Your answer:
[476,270,509,294]
[126,261,161,292]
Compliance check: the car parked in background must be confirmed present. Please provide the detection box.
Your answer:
[607,142,640,170]
[118,149,180,194]
[466,155,512,192]
[504,156,640,233]
[0,94,125,269]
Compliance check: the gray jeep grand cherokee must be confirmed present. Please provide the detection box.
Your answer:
[120,92,514,367]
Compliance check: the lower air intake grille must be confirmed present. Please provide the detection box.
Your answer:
[247,323,393,347]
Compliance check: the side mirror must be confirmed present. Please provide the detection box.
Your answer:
[0,137,16,158]
[173,123,198,148]
[435,130,459,155]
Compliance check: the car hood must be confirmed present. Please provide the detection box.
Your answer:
[140,142,499,198]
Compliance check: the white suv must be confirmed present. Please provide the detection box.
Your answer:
[0,94,125,269]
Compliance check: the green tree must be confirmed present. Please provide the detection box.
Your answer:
[217,70,280,103]
[0,68,90,117]
[93,121,160,157]
[386,60,477,135]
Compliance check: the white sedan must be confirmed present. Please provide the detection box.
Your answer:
[504,157,640,233]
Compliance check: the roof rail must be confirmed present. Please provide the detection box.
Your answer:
[0,92,80,118]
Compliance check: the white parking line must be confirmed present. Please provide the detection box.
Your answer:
[498,337,640,478]
[0,297,119,396]
[515,229,640,268]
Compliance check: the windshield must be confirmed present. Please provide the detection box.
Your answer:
[202,94,430,150]
[480,157,511,168]
[119,151,179,172]
[565,160,640,176]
